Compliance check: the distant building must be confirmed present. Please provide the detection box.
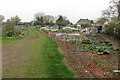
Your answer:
[91,21,103,27]
[14,23,25,31]
[62,26,78,30]
[76,19,92,25]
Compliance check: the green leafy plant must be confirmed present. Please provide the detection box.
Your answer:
[80,39,95,44]
[2,31,22,37]
[68,38,118,55]
[93,46,111,55]
[68,41,76,44]
[113,48,119,50]
[98,40,104,43]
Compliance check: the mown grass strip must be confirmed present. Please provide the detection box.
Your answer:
[25,27,74,78]
[41,35,74,78]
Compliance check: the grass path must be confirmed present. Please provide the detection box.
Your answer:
[2,27,74,78]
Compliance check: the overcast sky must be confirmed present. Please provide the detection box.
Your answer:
[0,0,111,23]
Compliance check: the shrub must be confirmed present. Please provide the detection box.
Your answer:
[103,19,120,39]
[2,31,21,37]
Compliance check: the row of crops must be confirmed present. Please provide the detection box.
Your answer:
[68,39,119,55]
[43,31,119,78]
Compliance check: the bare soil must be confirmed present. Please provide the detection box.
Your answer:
[46,32,120,78]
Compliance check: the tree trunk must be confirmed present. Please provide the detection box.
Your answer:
[118,1,120,19]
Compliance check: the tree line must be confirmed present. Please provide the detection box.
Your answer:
[0,12,72,31]
[0,13,72,37]
[33,12,71,27]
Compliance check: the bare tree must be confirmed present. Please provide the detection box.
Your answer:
[97,17,108,24]
[34,12,45,21]
[34,12,46,26]
[102,0,120,19]
[44,15,55,23]
[117,1,120,18]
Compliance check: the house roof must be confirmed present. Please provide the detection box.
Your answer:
[77,19,92,24]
